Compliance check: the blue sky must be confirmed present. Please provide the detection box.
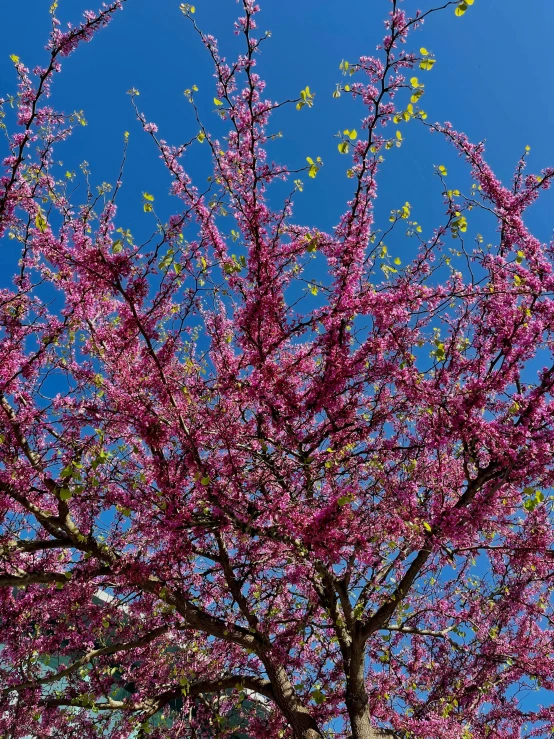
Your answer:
[1,0,553,273]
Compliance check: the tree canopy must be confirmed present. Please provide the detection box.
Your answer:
[1,1,554,738]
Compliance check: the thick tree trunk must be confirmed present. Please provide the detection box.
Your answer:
[346,680,376,739]
[345,636,395,739]
[350,706,374,738]
[262,660,324,739]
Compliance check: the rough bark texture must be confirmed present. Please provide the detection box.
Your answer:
[342,634,373,739]
[263,661,325,739]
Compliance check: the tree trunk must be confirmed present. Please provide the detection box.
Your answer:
[346,684,376,739]
[263,660,324,739]
[345,636,393,739]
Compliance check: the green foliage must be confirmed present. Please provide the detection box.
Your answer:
[306,156,323,178]
[296,86,315,111]
[455,0,474,17]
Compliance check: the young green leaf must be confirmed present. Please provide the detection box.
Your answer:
[420,58,436,71]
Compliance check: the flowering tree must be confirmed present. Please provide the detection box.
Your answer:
[1,1,554,737]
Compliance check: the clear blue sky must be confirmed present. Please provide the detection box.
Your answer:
[1,0,553,272]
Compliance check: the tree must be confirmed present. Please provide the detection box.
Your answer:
[1,0,554,737]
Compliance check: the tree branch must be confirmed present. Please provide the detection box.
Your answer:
[3,625,170,694]
[40,674,275,711]
[0,538,75,555]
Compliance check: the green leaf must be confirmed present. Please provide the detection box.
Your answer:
[35,210,47,233]
[297,86,315,111]
[312,689,325,705]
[343,129,357,140]
[213,98,223,106]
[419,58,436,71]
[402,103,414,121]
[438,165,448,176]
[197,131,205,143]
[10,54,20,64]
[337,494,354,507]
[338,141,350,154]
[423,521,432,532]
[455,2,468,16]
[304,233,319,252]
[306,156,322,178]
[60,489,72,502]
[200,476,211,486]
[143,192,154,201]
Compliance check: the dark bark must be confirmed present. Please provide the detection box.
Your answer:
[345,634,376,739]
[262,660,324,739]
[345,633,398,739]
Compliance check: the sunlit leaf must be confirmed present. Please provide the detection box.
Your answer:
[419,58,436,71]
